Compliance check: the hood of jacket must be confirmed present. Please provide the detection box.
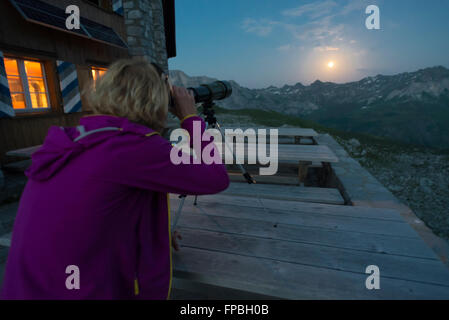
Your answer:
[25,115,157,181]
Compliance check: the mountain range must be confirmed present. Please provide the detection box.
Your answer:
[169,66,449,149]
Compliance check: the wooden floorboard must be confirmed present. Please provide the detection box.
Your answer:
[171,205,437,259]
[170,193,449,299]
[177,228,449,286]
[175,194,404,221]
[170,197,418,238]
[223,183,345,205]
[174,247,449,299]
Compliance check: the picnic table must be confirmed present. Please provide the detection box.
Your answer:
[214,142,338,185]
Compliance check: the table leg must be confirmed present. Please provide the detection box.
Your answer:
[298,161,312,186]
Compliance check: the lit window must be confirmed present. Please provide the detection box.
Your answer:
[91,67,107,83]
[4,58,50,111]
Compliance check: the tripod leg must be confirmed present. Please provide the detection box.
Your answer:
[172,195,186,229]
[298,161,311,187]
[215,122,256,184]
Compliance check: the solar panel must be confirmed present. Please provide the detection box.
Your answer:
[81,17,128,48]
[10,0,89,38]
[9,0,127,48]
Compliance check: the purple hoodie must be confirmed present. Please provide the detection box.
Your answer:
[1,115,229,300]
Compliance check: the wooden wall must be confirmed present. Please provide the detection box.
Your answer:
[0,112,88,164]
[0,0,129,165]
[0,0,128,66]
[44,0,127,40]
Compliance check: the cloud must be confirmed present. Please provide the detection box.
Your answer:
[284,16,345,43]
[277,44,292,52]
[340,1,369,15]
[241,18,277,36]
[282,0,338,19]
[353,49,367,56]
[279,0,371,43]
[243,1,369,46]
[314,46,339,52]
[282,0,366,20]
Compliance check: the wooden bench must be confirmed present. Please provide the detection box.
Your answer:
[4,146,41,173]
[2,160,32,173]
[223,182,345,205]
[222,127,318,144]
[169,194,449,299]
[228,172,300,185]
[215,143,338,163]
[6,145,41,159]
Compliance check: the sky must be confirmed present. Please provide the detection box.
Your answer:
[168,0,449,89]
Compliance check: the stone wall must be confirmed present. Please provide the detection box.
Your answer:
[123,0,168,71]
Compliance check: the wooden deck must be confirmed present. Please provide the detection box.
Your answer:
[170,194,449,299]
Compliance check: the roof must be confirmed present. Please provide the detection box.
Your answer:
[8,0,127,48]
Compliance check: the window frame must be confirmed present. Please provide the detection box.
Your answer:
[90,66,108,85]
[5,57,52,114]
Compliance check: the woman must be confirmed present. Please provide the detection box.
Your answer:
[1,59,229,299]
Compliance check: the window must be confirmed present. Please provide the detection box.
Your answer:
[91,67,108,83]
[4,58,50,112]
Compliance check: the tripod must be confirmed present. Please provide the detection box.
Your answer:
[171,100,256,229]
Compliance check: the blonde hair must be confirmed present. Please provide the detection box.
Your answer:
[86,59,169,132]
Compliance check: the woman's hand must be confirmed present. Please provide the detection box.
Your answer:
[172,230,182,251]
[170,86,197,120]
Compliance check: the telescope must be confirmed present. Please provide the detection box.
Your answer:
[187,81,233,104]
[172,79,253,231]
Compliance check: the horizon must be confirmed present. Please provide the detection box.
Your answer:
[169,0,449,89]
[170,64,449,90]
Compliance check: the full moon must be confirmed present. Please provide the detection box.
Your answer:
[327,61,335,68]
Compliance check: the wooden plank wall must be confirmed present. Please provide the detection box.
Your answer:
[77,65,94,111]
[0,112,87,164]
[43,0,127,40]
[0,0,129,66]
[0,0,130,165]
